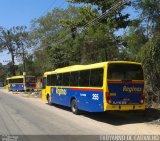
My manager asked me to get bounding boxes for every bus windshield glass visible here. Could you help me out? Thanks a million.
[108,63,144,80]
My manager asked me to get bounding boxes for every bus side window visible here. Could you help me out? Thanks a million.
[18,78,23,83]
[47,74,56,86]
[56,74,63,86]
[90,68,103,87]
[79,70,90,87]
[70,71,79,86]
[63,73,70,86]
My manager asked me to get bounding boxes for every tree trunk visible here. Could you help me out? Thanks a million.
[11,53,16,76]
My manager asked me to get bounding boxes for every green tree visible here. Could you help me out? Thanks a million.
[136,0,160,35]
[123,27,148,60]
[30,2,132,69]
[134,0,160,94]
[31,6,98,68]
[68,0,131,29]
[0,63,6,80]
[0,26,29,75]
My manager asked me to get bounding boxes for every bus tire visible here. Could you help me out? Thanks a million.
[71,99,80,115]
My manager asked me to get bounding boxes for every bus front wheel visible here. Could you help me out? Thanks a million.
[71,99,80,115]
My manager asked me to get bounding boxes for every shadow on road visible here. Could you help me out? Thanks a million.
[46,103,71,112]
[46,103,160,126]
[83,108,160,126]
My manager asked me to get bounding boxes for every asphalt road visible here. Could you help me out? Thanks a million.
[0,88,160,140]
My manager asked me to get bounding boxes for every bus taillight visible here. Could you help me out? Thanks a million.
[141,95,145,104]
[106,93,112,104]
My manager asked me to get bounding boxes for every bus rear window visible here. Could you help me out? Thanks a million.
[9,78,23,83]
[108,64,144,80]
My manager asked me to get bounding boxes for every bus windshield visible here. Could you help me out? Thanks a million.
[108,63,144,80]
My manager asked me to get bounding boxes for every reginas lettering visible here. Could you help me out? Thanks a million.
[123,86,142,93]
[56,88,67,95]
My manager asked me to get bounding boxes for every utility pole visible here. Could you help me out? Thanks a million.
[22,43,26,73]
[20,42,26,92]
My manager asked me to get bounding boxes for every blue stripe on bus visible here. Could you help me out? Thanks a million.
[10,84,24,91]
[50,87,104,112]
[108,83,144,105]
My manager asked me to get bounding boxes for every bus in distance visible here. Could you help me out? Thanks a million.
[6,75,36,91]
[42,61,145,114]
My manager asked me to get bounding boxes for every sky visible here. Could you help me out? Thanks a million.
[0,0,68,28]
[0,0,139,65]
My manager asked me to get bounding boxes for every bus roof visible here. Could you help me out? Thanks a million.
[55,65,84,71]
[7,75,24,79]
[43,71,56,77]
[7,75,35,79]
[43,61,142,75]
[107,61,141,65]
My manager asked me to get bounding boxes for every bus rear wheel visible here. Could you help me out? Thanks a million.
[71,99,80,115]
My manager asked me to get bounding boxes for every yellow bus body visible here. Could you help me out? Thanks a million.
[42,71,55,101]
[42,61,145,111]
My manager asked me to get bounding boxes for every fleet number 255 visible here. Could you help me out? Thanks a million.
[92,94,99,100]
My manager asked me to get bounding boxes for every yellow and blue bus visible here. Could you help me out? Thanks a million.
[42,61,145,114]
[6,75,36,91]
